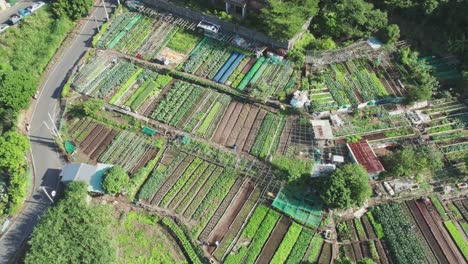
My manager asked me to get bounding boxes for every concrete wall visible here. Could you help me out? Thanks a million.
[140,0,308,50]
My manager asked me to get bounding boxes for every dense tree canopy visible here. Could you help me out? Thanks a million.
[316,0,388,40]
[0,67,37,112]
[52,0,94,20]
[259,0,319,40]
[383,145,444,179]
[321,164,371,209]
[25,182,116,263]
[102,165,129,195]
[0,131,30,213]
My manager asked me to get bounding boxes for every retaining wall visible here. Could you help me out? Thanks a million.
[140,0,309,50]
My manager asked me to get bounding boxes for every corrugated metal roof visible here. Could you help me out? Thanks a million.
[347,141,385,174]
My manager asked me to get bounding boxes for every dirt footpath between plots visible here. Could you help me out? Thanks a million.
[206,181,255,249]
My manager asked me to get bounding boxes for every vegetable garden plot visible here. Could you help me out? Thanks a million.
[68,118,120,161]
[136,149,248,241]
[96,12,200,60]
[313,58,397,109]
[98,130,158,173]
[181,38,295,98]
[72,57,139,99]
[148,79,233,137]
[333,112,411,138]
[371,202,428,264]
[224,205,281,264]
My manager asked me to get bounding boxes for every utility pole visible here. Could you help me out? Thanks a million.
[102,0,109,21]
[42,187,56,204]
[48,113,63,142]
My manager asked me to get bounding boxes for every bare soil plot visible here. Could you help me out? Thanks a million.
[83,127,111,155]
[343,244,356,262]
[417,200,465,263]
[130,147,158,174]
[235,106,259,150]
[360,241,371,260]
[207,181,255,245]
[89,129,118,160]
[256,216,291,264]
[375,240,390,264]
[80,124,104,148]
[406,200,450,264]
[242,109,267,152]
[218,103,244,145]
[361,215,377,240]
[346,220,359,242]
[318,243,333,264]
[225,104,251,147]
[352,242,363,260]
[212,101,237,142]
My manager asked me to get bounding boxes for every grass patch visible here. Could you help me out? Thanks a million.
[114,211,186,263]
[166,28,202,54]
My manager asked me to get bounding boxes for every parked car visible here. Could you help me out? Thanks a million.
[0,24,9,34]
[18,8,31,17]
[8,14,23,25]
[27,1,45,13]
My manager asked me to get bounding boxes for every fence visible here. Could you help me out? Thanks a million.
[139,0,309,50]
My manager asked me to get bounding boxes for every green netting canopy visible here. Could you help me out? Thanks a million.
[142,127,157,136]
[64,141,76,154]
[272,188,323,228]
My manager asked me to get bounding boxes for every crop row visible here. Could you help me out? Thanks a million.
[98,130,155,172]
[444,220,468,260]
[159,158,204,207]
[251,113,285,158]
[137,151,187,200]
[174,164,216,214]
[224,205,270,264]
[182,166,223,218]
[372,203,426,263]
[161,218,203,264]
[284,228,314,264]
[271,222,302,264]
[191,169,239,237]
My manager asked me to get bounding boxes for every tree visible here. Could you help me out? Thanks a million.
[52,0,94,20]
[384,146,443,179]
[0,67,38,112]
[321,164,371,209]
[0,108,17,134]
[82,98,104,117]
[318,0,388,39]
[378,24,400,45]
[102,165,129,195]
[25,182,116,263]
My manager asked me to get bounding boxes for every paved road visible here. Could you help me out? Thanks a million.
[0,1,113,262]
[0,0,38,25]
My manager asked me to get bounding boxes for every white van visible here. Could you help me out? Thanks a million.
[27,1,45,13]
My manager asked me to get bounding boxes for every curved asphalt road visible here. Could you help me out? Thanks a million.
[0,1,113,262]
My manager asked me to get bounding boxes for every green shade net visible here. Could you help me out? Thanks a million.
[272,186,323,228]
[142,127,157,136]
[64,141,76,154]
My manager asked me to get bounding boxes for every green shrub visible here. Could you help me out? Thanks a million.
[366,212,384,239]
[429,194,449,221]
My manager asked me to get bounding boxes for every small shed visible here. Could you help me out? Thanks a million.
[60,163,113,194]
[290,90,310,108]
[347,141,385,177]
